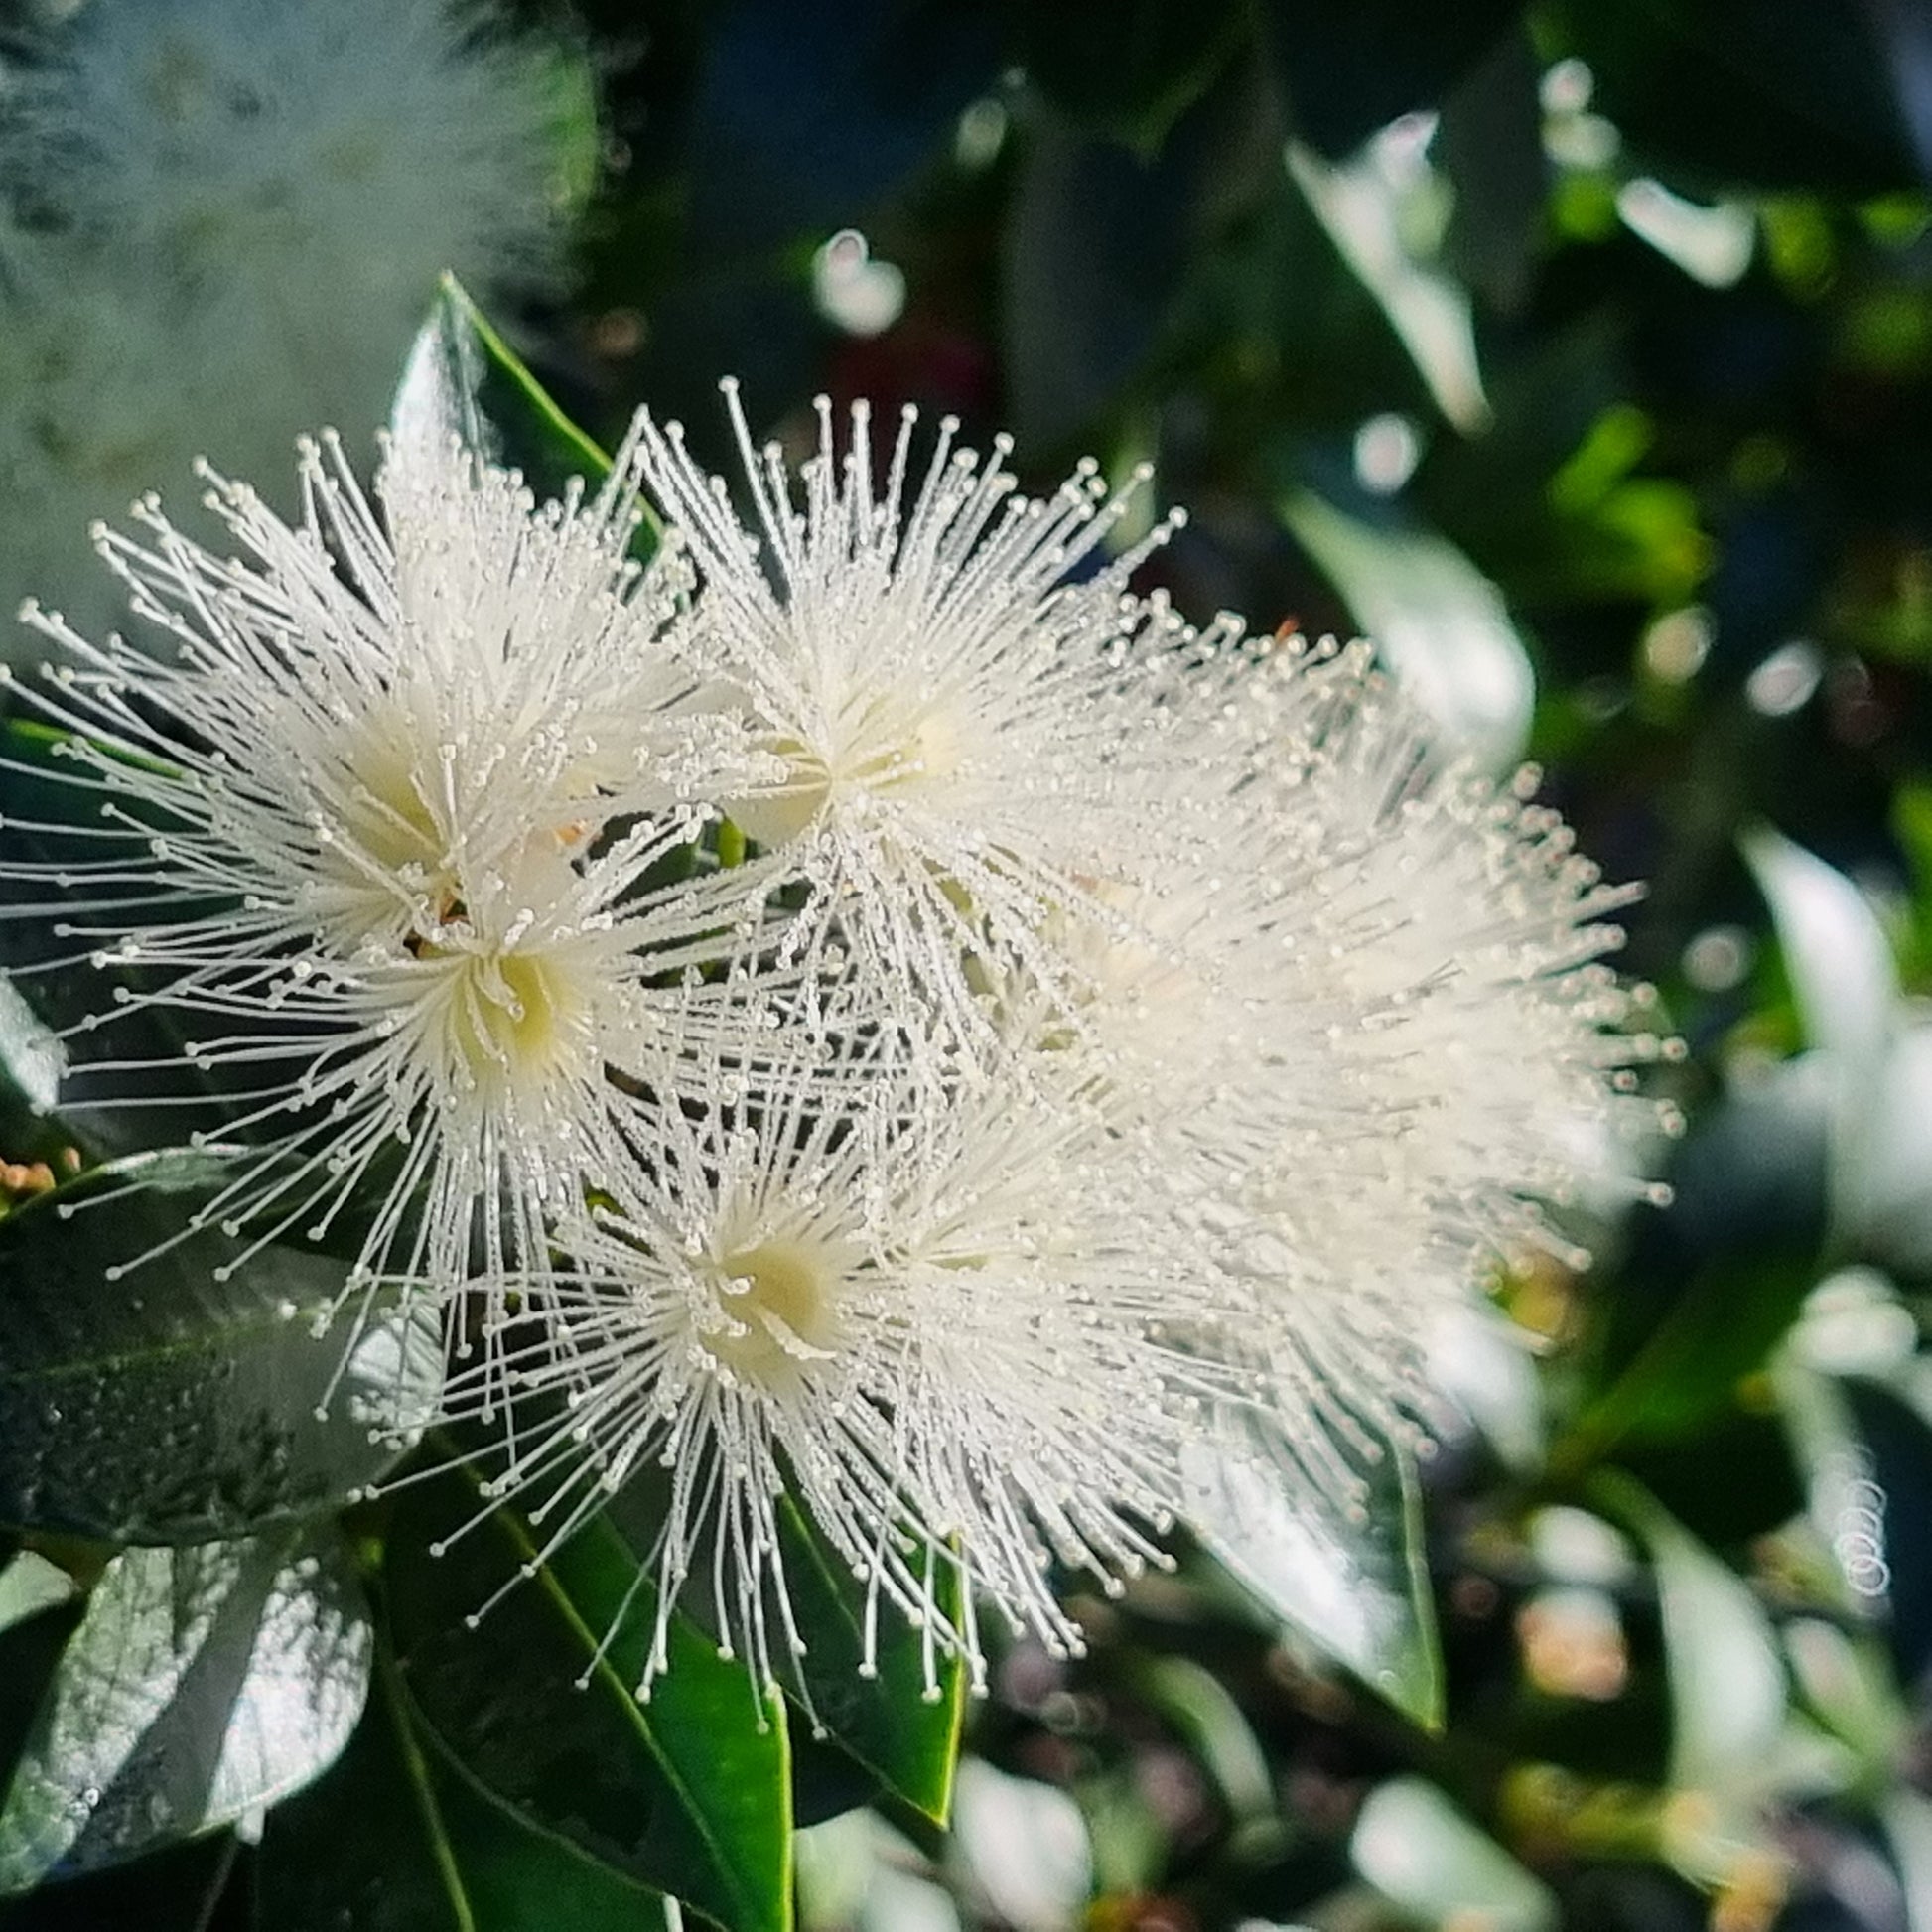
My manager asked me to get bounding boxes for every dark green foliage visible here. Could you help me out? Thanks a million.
[0,1158,424,1546]
[383,1467,793,1932]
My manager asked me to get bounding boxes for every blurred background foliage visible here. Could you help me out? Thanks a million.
[9,0,1932,1927]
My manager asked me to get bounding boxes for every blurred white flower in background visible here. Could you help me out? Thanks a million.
[0,0,592,653]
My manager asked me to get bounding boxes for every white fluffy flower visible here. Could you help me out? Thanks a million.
[0,0,576,649]
[2,363,1673,1695]
[1,424,772,1302]
[0,224,212,658]
[404,401,1670,1686]
[1039,635,1678,1481]
[438,1035,1247,1698]
[1253,653,1679,1267]
[634,386,1244,1070]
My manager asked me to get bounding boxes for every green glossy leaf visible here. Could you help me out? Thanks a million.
[775,1499,965,1827]
[1592,1471,1788,1794]
[386,1468,793,1932]
[1350,1776,1557,1932]
[1280,479,1534,772]
[260,1644,668,1932]
[1742,826,1899,1241]
[0,1526,370,1893]
[1565,1078,1828,1457]
[1181,1425,1444,1729]
[393,275,626,516]
[0,1154,438,1544]
[1577,1250,1823,1455]
[1285,136,1491,435]
[0,1554,75,1639]
[1741,825,1898,1074]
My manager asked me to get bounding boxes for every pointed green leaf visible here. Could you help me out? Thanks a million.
[1182,1427,1444,1728]
[261,1642,669,1932]
[1742,825,1900,1240]
[0,1154,438,1544]
[1285,135,1491,433]
[1592,1471,1788,1794]
[1351,1776,1557,1932]
[1741,825,1898,1072]
[1280,481,1535,772]
[776,1499,965,1827]
[385,1467,793,1932]
[0,1527,370,1893]
[393,276,629,516]
[0,1553,75,1639]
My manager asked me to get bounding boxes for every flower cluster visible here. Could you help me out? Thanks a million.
[0,0,574,651]
[2,386,1672,1695]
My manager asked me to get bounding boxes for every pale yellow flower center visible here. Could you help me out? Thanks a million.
[441,946,583,1100]
[700,1238,842,1385]
[338,726,447,885]
[731,700,964,847]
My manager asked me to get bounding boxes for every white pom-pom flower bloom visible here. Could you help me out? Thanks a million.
[9,0,567,298]
[0,424,774,1307]
[1253,651,1680,1271]
[633,386,1244,1070]
[0,366,1674,1698]
[0,0,577,648]
[432,1033,1249,1700]
[1027,634,1680,1493]
[390,403,1669,1690]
